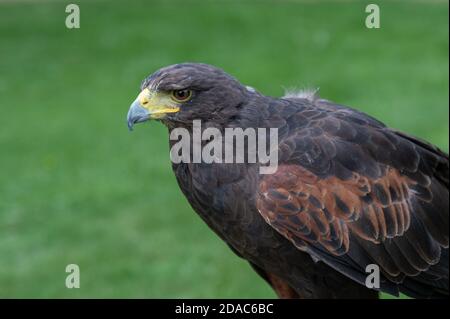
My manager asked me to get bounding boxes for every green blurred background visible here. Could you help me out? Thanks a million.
[0,0,448,298]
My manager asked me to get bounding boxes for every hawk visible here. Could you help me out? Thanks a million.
[127,63,448,298]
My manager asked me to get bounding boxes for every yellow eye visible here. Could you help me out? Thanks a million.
[171,89,192,102]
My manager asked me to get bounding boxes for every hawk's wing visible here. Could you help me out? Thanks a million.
[256,99,449,298]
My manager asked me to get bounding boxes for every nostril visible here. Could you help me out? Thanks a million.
[142,101,148,105]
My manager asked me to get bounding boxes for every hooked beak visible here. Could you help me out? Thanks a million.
[127,99,150,131]
[127,88,180,131]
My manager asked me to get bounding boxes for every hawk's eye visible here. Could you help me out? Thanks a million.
[171,89,192,102]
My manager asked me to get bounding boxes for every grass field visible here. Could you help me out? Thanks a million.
[0,0,448,298]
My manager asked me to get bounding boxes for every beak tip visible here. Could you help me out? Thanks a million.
[127,100,150,131]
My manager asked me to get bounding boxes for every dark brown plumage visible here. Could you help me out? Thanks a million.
[127,63,449,298]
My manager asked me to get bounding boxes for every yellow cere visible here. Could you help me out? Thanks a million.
[137,88,180,119]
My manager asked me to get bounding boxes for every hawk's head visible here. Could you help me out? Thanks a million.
[127,63,254,130]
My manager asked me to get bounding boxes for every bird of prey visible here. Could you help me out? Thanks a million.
[127,63,449,299]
